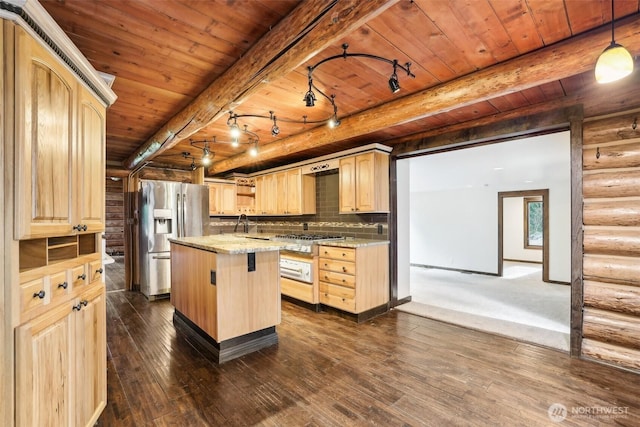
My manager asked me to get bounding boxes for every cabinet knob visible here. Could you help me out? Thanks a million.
[342,253,346,257]
[342,267,347,272]
[73,303,82,311]
[33,290,45,299]
[325,276,329,280]
[58,282,68,289]
[73,224,83,231]
[96,268,104,274]
[351,208,355,211]
[81,300,88,307]
[83,224,88,231]
[78,274,86,280]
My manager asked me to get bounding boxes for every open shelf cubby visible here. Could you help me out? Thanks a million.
[19,233,100,272]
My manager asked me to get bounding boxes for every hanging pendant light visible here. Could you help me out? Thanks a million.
[595,0,634,83]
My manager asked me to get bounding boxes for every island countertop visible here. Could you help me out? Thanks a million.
[169,234,290,254]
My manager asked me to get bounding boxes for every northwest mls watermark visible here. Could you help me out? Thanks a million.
[548,403,630,423]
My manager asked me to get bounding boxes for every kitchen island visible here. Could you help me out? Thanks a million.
[169,235,285,363]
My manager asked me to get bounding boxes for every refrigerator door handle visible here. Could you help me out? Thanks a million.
[176,193,182,238]
[181,192,187,237]
[152,255,171,260]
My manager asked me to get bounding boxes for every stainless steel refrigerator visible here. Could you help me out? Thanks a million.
[138,180,209,299]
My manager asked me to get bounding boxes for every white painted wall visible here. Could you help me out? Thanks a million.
[503,197,542,263]
[404,131,571,283]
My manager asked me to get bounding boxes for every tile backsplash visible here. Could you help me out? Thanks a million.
[210,170,389,240]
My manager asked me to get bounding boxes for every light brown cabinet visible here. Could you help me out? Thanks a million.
[339,152,389,213]
[318,244,389,314]
[3,20,113,427]
[207,181,237,215]
[256,168,315,215]
[14,28,107,239]
[15,283,106,427]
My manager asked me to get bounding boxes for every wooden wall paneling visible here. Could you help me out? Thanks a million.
[582,170,640,199]
[583,254,640,286]
[584,280,640,316]
[583,199,640,226]
[569,106,584,358]
[582,338,640,371]
[583,227,640,257]
[105,178,124,255]
[581,111,640,372]
[583,308,640,350]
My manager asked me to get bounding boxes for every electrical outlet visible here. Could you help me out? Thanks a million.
[377,224,383,234]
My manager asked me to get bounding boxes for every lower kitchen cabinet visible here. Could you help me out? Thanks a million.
[15,283,106,427]
[318,243,389,315]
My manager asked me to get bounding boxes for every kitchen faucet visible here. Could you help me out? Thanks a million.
[234,213,249,233]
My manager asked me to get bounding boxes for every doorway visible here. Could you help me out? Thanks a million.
[498,189,549,282]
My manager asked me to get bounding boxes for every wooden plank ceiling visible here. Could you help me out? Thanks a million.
[41,0,640,176]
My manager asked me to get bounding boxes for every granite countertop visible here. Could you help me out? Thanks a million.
[170,235,289,254]
[318,239,390,248]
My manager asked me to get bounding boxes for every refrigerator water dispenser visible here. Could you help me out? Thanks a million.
[153,209,173,234]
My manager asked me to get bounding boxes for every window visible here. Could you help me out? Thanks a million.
[524,197,543,248]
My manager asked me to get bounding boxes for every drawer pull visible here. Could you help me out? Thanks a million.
[33,290,45,299]
[342,253,346,257]
[78,274,86,280]
[342,267,347,272]
[58,282,68,289]
[342,279,346,283]
[96,268,104,274]
[324,263,328,267]
[325,276,329,280]
[73,300,89,312]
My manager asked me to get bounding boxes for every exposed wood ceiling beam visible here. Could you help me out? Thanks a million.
[123,0,399,170]
[210,14,640,174]
[389,69,640,155]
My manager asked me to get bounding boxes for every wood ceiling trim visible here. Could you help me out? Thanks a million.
[123,0,399,170]
[209,13,640,174]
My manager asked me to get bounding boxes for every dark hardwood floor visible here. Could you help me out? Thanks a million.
[100,258,640,426]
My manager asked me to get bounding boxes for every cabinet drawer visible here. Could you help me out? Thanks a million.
[21,277,47,313]
[88,260,103,284]
[50,271,69,300]
[72,265,87,288]
[319,246,355,261]
[319,258,355,275]
[319,269,355,288]
[281,277,316,304]
[319,283,356,312]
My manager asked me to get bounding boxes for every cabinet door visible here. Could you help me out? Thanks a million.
[73,287,107,426]
[339,156,357,213]
[286,168,302,214]
[354,152,376,212]
[15,27,77,239]
[208,184,220,215]
[275,171,288,214]
[16,302,72,427]
[77,87,106,232]
[254,176,264,214]
[263,174,277,215]
[220,183,237,214]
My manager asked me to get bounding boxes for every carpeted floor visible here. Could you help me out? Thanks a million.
[395,262,571,351]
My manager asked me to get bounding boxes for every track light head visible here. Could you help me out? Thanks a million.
[304,90,316,107]
[388,73,400,93]
[249,143,258,157]
[271,115,280,136]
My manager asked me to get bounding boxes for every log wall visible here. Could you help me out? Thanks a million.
[105,178,124,255]
[582,111,640,371]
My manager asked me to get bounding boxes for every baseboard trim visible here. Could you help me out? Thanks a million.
[410,263,498,277]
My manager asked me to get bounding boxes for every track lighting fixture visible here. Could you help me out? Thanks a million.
[190,139,214,166]
[389,60,401,93]
[228,116,241,138]
[180,151,197,171]
[595,0,634,83]
[271,112,280,136]
[194,43,416,162]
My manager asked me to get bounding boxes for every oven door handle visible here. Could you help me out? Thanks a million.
[281,266,304,274]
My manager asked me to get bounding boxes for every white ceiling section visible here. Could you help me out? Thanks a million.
[409,131,571,193]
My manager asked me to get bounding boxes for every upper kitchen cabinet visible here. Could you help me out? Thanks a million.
[14,26,76,239]
[339,152,389,213]
[77,86,106,232]
[260,168,315,216]
[207,179,237,216]
[13,26,109,239]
